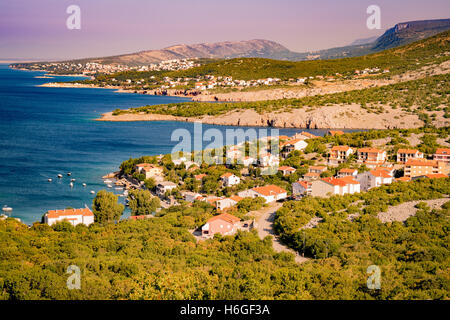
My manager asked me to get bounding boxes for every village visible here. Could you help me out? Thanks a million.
[41,130,450,243]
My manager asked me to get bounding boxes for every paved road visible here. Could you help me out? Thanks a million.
[252,202,309,264]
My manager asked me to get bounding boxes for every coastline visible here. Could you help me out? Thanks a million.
[95,104,432,130]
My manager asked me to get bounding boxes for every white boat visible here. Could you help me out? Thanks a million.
[82,183,87,187]
[115,187,123,190]
[67,172,72,176]
[2,206,12,212]
[57,174,63,178]
[69,182,74,188]
[104,179,113,184]
[90,190,95,194]
[48,178,53,182]
[71,179,76,182]
[107,184,113,188]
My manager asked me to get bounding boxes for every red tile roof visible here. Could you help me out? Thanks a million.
[331,145,351,152]
[278,166,296,172]
[405,159,439,167]
[358,148,385,153]
[339,168,357,173]
[322,177,359,186]
[252,185,287,196]
[435,148,450,155]
[370,169,392,178]
[47,208,93,219]
[425,174,448,179]
[207,213,240,224]
[397,149,421,154]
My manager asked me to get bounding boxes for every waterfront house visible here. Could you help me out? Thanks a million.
[44,208,94,226]
[136,163,164,179]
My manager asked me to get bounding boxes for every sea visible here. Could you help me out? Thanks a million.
[0,64,349,224]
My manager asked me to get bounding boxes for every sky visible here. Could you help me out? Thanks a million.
[0,0,449,60]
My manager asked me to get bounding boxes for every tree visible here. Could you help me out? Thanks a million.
[144,177,156,191]
[92,190,124,224]
[128,190,160,216]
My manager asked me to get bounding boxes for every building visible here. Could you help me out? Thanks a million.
[308,166,327,174]
[257,153,280,168]
[136,163,164,179]
[215,196,243,211]
[329,146,353,166]
[338,168,358,178]
[310,177,360,197]
[238,185,287,203]
[44,208,94,226]
[182,191,202,203]
[293,132,319,140]
[404,159,448,178]
[278,166,296,176]
[433,148,450,164]
[356,169,393,191]
[156,181,177,196]
[194,173,207,181]
[242,156,256,167]
[220,173,241,187]
[280,139,307,153]
[326,130,345,137]
[396,149,423,163]
[201,213,241,237]
[303,172,321,181]
[292,180,312,197]
[357,148,386,168]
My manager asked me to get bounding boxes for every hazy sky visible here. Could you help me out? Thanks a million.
[0,0,449,60]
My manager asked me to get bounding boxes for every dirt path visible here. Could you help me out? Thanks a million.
[250,202,310,264]
[378,198,448,223]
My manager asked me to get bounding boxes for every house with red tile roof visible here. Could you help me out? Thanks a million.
[238,185,288,203]
[338,168,358,178]
[396,149,423,163]
[292,180,312,197]
[220,172,241,187]
[433,148,450,164]
[136,163,164,179]
[278,166,296,176]
[404,159,448,178]
[356,169,393,191]
[44,208,94,226]
[194,173,207,181]
[329,145,353,166]
[310,177,360,197]
[357,148,386,168]
[201,213,241,237]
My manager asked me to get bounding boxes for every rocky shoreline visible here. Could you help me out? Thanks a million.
[96,103,435,130]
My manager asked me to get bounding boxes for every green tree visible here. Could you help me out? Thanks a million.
[92,190,124,224]
[128,190,160,216]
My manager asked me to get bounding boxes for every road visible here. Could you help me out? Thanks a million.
[251,202,310,264]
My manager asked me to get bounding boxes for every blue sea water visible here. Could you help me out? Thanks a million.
[0,64,342,224]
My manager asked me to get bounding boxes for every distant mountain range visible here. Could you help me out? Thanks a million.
[17,18,450,67]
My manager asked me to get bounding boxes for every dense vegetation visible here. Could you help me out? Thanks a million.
[115,73,449,118]
[0,178,448,300]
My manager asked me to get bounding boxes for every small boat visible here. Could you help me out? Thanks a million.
[115,187,123,190]
[48,178,53,182]
[90,190,95,194]
[57,174,63,178]
[104,179,113,184]
[69,182,74,188]
[67,172,72,176]
[71,179,76,182]
[107,184,113,188]
[2,206,13,212]
[82,183,87,187]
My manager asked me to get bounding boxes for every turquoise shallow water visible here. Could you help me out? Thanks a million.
[0,64,349,224]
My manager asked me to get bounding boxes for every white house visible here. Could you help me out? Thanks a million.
[257,153,280,168]
[356,169,393,191]
[182,191,202,203]
[281,139,308,152]
[278,166,296,176]
[156,181,177,196]
[44,208,94,226]
[215,196,243,211]
[251,185,288,203]
[220,173,241,187]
